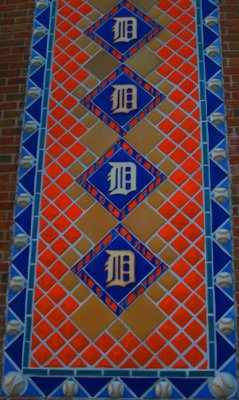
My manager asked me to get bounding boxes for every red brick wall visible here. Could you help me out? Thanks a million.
[0,0,34,377]
[0,0,238,387]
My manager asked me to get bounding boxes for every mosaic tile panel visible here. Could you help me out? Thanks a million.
[1,0,237,399]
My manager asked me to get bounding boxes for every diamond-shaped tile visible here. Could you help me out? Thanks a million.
[80,121,119,156]
[85,0,163,62]
[81,65,165,136]
[77,140,166,220]
[72,226,167,315]
[126,48,163,77]
[125,120,164,155]
[84,50,120,80]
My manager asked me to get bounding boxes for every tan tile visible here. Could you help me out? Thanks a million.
[159,159,176,175]
[147,110,164,125]
[158,30,173,44]
[126,48,162,77]
[147,283,165,302]
[159,271,178,290]
[147,71,162,85]
[72,104,87,119]
[77,18,91,30]
[82,113,98,128]
[147,38,161,52]
[86,42,100,56]
[81,121,119,156]
[61,272,79,291]
[148,236,165,253]
[147,191,165,208]
[158,81,174,95]
[75,237,92,254]
[73,86,88,100]
[125,120,164,155]
[157,14,172,27]
[85,50,120,80]
[148,8,162,19]
[160,246,178,265]
[158,100,175,115]
[124,203,165,242]
[108,321,127,340]
[158,181,177,197]
[72,296,116,340]
[66,183,83,200]
[121,295,165,340]
[76,203,117,243]
[75,36,90,49]
[68,162,84,177]
[88,0,118,13]
[147,149,164,165]
[77,193,95,210]
[84,76,99,89]
[80,152,96,166]
[130,0,160,11]
[88,10,101,21]
[62,249,80,267]
[73,284,91,302]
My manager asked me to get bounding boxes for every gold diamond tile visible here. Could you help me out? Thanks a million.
[72,104,87,119]
[66,183,83,200]
[76,203,117,243]
[75,36,91,49]
[73,86,88,100]
[158,30,173,44]
[82,113,98,127]
[130,0,160,11]
[159,271,178,290]
[125,120,164,155]
[148,236,165,253]
[147,191,165,208]
[77,18,91,30]
[80,151,96,166]
[61,272,79,291]
[77,193,95,210]
[147,190,165,209]
[68,162,84,177]
[147,283,165,302]
[147,38,161,52]
[160,246,178,265]
[88,0,118,13]
[86,42,100,56]
[73,285,91,302]
[85,50,120,80]
[72,296,116,340]
[158,100,175,115]
[158,181,177,197]
[147,71,162,85]
[148,8,162,19]
[126,48,162,77]
[62,249,80,267]
[81,121,119,156]
[157,14,173,27]
[147,110,164,125]
[147,149,164,165]
[158,81,174,95]
[121,295,165,340]
[88,10,101,21]
[84,76,99,89]
[108,321,127,340]
[75,237,92,254]
[159,159,177,175]
[124,203,165,242]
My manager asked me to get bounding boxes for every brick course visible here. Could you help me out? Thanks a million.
[0,0,238,391]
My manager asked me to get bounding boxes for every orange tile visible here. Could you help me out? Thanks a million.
[64,226,81,243]
[107,345,128,366]
[170,170,188,186]
[56,172,74,189]
[172,235,190,253]
[36,296,54,315]
[185,293,204,314]
[172,259,190,277]
[182,200,200,218]
[158,202,177,219]
[182,179,200,197]
[95,333,115,353]
[132,345,153,366]
[172,332,191,352]
[70,333,90,352]
[158,295,178,315]
[185,320,204,340]
[120,332,140,352]
[157,345,178,366]
[33,344,52,365]
[158,224,177,242]
[184,246,202,266]
[183,223,202,242]
[53,215,71,232]
[173,307,192,327]
[184,347,204,367]
[34,319,53,340]
[46,162,62,179]
[171,213,189,230]
[58,152,75,168]
[146,332,166,352]
[59,320,78,339]
[46,332,65,352]
[170,191,189,208]
[159,320,178,340]
[38,273,56,292]
[55,193,72,210]
[170,109,187,123]
[39,249,57,267]
[171,283,191,302]
[65,204,82,220]
[58,345,77,364]
[167,21,183,34]
[50,260,68,279]
[158,138,175,154]
[48,307,66,327]
[52,238,69,255]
